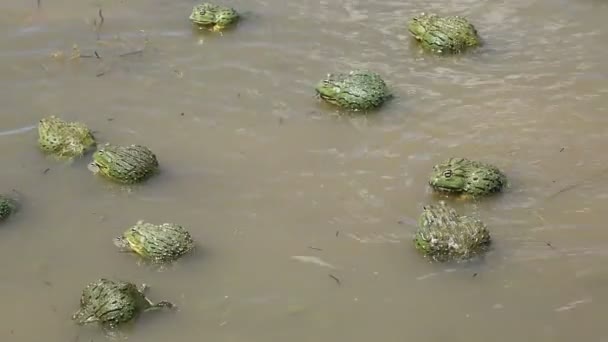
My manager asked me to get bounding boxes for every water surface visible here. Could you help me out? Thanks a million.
[1,0,608,341]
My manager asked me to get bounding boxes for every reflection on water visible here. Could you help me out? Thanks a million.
[1,0,608,341]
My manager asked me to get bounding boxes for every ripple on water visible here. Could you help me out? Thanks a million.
[1,0,608,341]
[0,125,36,137]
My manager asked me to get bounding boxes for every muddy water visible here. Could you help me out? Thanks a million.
[1,0,608,340]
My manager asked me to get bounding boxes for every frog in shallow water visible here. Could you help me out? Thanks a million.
[315,70,392,112]
[407,13,480,54]
[114,220,195,264]
[72,278,175,329]
[429,157,507,198]
[88,143,159,184]
[37,115,96,159]
[415,201,491,262]
[0,194,17,222]
[189,3,240,32]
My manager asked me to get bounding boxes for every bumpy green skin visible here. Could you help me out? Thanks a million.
[37,116,96,159]
[114,220,195,263]
[72,278,174,329]
[415,201,491,262]
[429,157,507,197]
[89,144,159,184]
[0,195,17,221]
[315,70,391,111]
[189,3,239,32]
[407,13,480,54]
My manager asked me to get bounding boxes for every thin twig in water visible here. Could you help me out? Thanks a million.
[119,49,144,57]
[329,274,341,286]
[335,230,340,237]
[37,0,41,9]
[547,167,608,200]
[95,9,104,40]
[549,183,582,199]
[523,239,558,250]
[96,72,105,77]
[308,246,323,251]
[79,51,101,59]
[117,31,151,57]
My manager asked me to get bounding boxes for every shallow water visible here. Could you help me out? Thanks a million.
[1,0,608,341]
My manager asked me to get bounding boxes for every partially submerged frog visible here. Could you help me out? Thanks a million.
[88,144,159,184]
[415,201,491,262]
[114,220,195,264]
[189,3,240,32]
[37,116,96,159]
[0,194,17,221]
[429,157,507,198]
[407,13,480,54]
[72,278,175,329]
[315,70,392,111]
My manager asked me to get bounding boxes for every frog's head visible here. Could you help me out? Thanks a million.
[407,13,436,39]
[315,74,343,102]
[429,158,469,193]
[189,4,214,25]
[88,145,115,175]
[38,116,55,134]
[112,235,130,250]
[72,308,98,325]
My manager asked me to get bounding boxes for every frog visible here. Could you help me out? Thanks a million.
[114,220,195,264]
[429,157,507,198]
[414,201,491,262]
[407,13,481,54]
[189,3,240,32]
[72,278,175,329]
[315,69,392,112]
[0,194,17,221]
[88,143,159,184]
[37,115,96,159]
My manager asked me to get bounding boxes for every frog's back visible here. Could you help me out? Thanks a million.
[408,13,480,53]
[123,221,195,263]
[74,279,140,326]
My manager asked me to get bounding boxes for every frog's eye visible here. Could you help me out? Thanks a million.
[443,170,453,178]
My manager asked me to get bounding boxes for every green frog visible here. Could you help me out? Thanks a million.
[114,220,195,264]
[0,194,17,221]
[189,3,240,32]
[88,143,159,184]
[315,70,392,111]
[429,157,507,198]
[37,116,96,159]
[415,201,491,262]
[72,278,175,329]
[407,13,481,54]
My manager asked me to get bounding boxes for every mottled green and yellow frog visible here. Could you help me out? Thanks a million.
[189,3,240,32]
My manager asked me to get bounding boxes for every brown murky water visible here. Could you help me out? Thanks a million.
[1,0,608,340]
